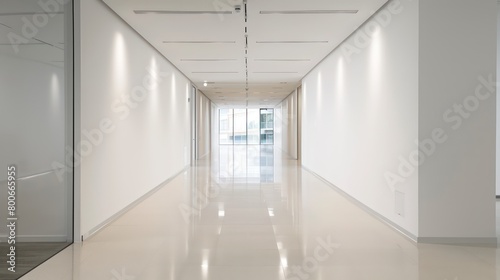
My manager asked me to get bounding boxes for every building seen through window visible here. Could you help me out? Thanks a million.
[219,108,274,145]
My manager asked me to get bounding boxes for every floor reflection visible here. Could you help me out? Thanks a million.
[215,145,276,183]
[20,145,500,280]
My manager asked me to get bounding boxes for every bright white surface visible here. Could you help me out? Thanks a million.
[21,147,500,280]
[302,0,419,236]
[275,90,298,158]
[78,0,192,238]
[197,91,211,159]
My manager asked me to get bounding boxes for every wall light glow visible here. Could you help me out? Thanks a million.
[149,56,159,114]
[113,32,128,94]
[171,73,177,112]
[317,71,323,108]
[50,73,61,113]
[369,27,383,95]
[337,57,345,95]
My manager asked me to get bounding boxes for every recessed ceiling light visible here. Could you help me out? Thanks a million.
[254,59,310,62]
[134,10,233,15]
[253,72,298,74]
[260,10,358,15]
[181,59,237,61]
[0,12,63,16]
[0,42,45,46]
[164,41,236,44]
[204,82,208,87]
[193,71,239,74]
[256,41,328,44]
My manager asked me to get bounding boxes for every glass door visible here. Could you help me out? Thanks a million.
[260,109,274,144]
[0,1,74,278]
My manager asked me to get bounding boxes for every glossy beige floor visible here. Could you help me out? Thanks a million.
[21,146,500,280]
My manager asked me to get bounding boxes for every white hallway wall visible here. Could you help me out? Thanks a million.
[275,104,283,151]
[197,91,211,159]
[302,0,419,236]
[276,90,298,159]
[301,0,497,242]
[77,0,193,239]
[211,103,219,150]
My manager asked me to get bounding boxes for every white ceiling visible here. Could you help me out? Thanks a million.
[103,0,389,107]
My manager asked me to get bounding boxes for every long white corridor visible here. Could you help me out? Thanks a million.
[21,146,499,280]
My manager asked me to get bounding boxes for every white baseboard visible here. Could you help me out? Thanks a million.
[302,165,499,247]
[302,165,418,242]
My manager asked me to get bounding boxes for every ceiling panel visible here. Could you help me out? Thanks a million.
[103,0,389,107]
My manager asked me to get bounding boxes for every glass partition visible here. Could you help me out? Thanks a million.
[247,109,260,144]
[260,109,274,144]
[233,109,247,144]
[0,1,74,278]
[219,109,234,144]
[219,108,274,145]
